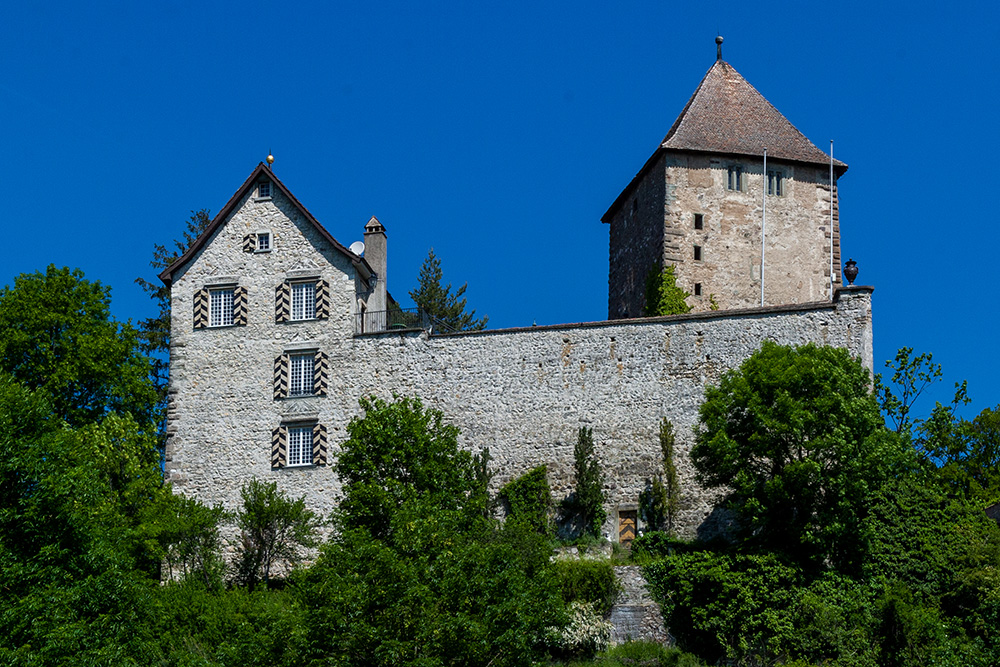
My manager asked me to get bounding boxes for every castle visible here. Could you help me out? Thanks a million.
[160,43,871,542]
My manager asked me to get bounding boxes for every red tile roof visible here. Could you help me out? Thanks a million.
[602,59,846,223]
[662,60,846,167]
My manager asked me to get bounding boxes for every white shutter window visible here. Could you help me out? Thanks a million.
[291,282,316,321]
[287,426,312,467]
[209,288,234,327]
[289,353,314,396]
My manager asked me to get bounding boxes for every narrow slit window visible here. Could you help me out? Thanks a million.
[694,213,704,230]
[694,283,702,296]
[727,166,743,191]
[693,245,702,261]
[767,169,784,196]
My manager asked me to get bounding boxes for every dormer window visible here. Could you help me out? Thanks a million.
[258,181,271,199]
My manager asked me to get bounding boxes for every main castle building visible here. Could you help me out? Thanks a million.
[160,45,871,541]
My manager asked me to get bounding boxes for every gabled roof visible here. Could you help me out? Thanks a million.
[602,59,847,223]
[159,163,374,285]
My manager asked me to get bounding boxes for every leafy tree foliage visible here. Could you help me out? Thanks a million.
[135,208,212,401]
[560,427,607,538]
[0,265,157,427]
[335,395,489,539]
[691,342,907,572]
[640,418,681,534]
[233,479,320,591]
[643,263,691,316]
[499,464,553,534]
[409,248,488,331]
[141,491,228,588]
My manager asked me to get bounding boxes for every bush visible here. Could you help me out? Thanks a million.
[547,601,613,659]
[630,532,699,562]
[553,559,622,615]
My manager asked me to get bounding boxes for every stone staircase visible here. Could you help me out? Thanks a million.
[608,565,670,645]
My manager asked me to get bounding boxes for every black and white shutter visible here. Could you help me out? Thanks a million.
[313,350,328,396]
[193,288,210,329]
[275,281,290,323]
[315,279,330,319]
[233,286,248,325]
[271,426,287,468]
[242,233,256,253]
[273,354,289,399]
[312,423,328,465]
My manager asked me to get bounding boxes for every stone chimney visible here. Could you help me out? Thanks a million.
[363,216,387,313]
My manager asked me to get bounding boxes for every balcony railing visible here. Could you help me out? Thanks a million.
[355,307,458,335]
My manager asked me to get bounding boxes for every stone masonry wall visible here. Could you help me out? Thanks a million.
[607,150,842,318]
[166,182,874,547]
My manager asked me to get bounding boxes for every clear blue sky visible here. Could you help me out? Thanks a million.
[3,1,997,417]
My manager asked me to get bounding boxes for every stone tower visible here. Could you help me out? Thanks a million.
[604,41,848,318]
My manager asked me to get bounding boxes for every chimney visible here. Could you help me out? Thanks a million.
[363,216,387,313]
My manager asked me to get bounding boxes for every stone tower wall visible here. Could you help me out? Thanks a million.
[607,151,842,318]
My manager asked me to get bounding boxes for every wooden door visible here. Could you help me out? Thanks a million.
[619,510,637,545]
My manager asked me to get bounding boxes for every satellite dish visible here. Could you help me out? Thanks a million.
[349,241,365,256]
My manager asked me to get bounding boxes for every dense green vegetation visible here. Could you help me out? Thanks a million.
[3,264,1000,666]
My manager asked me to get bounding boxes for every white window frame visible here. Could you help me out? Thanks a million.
[209,288,234,327]
[286,425,312,467]
[289,353,314,397]
[256,231,271,252]
[290,282,316,321]
[258,181,271,199]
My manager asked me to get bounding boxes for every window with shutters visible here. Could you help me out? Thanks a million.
[291,282,316,320]
[287,426,312,467]
[209,288,234,327]
[272,422,328,469]
[289,353,314,396]
[256,232,271,252]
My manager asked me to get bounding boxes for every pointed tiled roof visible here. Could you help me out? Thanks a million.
[159,163,374,285]
[602,59,846,223]
[661,60,845,167]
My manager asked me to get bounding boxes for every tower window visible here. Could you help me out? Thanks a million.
[258,181,271,198]
[767,169,784,196]
[694,245,702,261]
[694,213,704,230]
[727,166,743,191]
[694,283,702,296]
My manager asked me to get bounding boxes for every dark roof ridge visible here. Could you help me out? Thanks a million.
[159,163,375,285]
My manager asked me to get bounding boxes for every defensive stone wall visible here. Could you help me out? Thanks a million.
[165,282,873,541]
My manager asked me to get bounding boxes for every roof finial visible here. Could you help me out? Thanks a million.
[266,150,274,168]
[716,35,724,61]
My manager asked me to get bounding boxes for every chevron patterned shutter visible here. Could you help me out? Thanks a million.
[275,281,290,323]
[273,354,289,399]
[233,286,248,325]
[243,233,256,253]
[314,350,329,396]
[193,288,210,329]
[315,279,330,319]
[312,423,328,465]
[271,426,286,468]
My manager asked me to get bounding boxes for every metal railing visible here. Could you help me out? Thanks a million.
[355,307,458,335]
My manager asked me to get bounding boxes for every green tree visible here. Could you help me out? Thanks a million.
[560,427,606,538]
[691,342,908,572]
[643,263,691,316]
[640,418,682,534]
[135,209,212,408]
[335,396,489,539]
[233,478,320,591]
[409,248,488,331]
[141,491,228,589]
[499,465,553,534]
[0,265,157,427]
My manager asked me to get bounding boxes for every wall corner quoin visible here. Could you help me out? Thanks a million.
[833,285,874,370]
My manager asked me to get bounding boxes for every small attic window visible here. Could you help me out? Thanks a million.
[258,181,271,199]
[256,232,271,252]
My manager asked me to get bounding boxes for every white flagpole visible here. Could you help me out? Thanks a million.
[829,140,835,299]
[761,148,767,307]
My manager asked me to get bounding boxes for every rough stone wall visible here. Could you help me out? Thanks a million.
[609,566,670,645]
[607,150,842,317]
[165,173,874,545]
